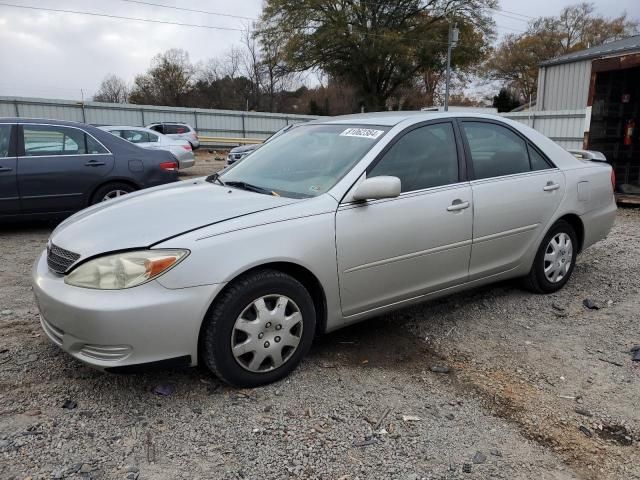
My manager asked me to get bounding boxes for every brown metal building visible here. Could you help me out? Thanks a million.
[537,36,640,200]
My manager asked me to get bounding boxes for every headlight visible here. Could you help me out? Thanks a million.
[64,249,189,290]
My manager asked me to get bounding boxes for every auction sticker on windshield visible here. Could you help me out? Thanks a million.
[339,128,385,139]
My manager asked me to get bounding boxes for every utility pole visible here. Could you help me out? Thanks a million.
[444,22,459,112]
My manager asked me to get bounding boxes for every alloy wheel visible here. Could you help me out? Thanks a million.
[102,190,129,201]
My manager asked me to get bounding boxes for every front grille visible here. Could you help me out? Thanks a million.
[47,243,80,274]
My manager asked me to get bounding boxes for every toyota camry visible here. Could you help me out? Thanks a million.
[32,112,616,387]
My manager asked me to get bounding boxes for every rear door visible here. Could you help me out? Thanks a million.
[0,123,19,215]
[18,124,115,213]
[459,120,565,280]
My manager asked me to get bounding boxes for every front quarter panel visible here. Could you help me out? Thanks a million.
[154,194,343,330]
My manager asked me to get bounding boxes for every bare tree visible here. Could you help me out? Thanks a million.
[93,74,130,103]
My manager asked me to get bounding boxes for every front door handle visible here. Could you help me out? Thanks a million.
[447,199,470,212]
[0,166,12,172]
[543,182,560,192]
[85,160,106,167]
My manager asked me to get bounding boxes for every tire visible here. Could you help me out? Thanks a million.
[523,220,578,294]
[90,182,136,205]
[200,269,316,388]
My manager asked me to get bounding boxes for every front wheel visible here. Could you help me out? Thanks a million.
[200,270,316,387]
[523,220,577,293]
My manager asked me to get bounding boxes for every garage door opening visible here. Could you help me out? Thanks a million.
[588,62,640,202]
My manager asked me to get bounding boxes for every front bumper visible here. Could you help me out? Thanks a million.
[32,250,223,370]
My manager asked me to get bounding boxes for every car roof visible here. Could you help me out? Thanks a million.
[100,125,157,132]
[312,111,511,127]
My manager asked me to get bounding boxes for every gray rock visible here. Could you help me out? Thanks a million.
[472,451,487,464]
[1,309,13,315]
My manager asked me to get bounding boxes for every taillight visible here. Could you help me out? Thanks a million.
[160,161,178,171]
[611,169,616,191]
[182,144,192,151]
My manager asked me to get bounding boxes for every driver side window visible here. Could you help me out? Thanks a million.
[369,122,459,192]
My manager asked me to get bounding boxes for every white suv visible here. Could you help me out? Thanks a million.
[147,122,200,149]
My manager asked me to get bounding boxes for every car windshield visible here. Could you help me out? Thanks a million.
[219,124,389,198]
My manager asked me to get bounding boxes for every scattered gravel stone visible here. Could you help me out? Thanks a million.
[1,309,13,315]
[61,400,77,410]
[583,299,600,310]
[579,426,593,438]
[472,451,487,464]
[430,365,451,374]
[152,384,174,396]
[575,408,593,417]
[490,448,502,457]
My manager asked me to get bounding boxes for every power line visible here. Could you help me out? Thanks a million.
[120,0,257,22]
[0,2,527,39]
[0,2,246,32]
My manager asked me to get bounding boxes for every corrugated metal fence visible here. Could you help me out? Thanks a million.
[1,96,589,150]
[0,96,319,143]
[502,109,588,150]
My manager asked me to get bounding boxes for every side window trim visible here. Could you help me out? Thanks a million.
[17,123,112,157]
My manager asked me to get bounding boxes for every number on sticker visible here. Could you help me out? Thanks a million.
[340,128,384,139]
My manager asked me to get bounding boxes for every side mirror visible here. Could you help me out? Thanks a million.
[352,176,401,201]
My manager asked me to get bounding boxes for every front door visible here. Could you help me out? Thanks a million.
[0,124,19,215]
[459,120,565,280]
[18,124,114,214]
[335,121,473,317]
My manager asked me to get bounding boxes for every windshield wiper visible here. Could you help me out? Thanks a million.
[224,181,275,196]
[205,172,225,186]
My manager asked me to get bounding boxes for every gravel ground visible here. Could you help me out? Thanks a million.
[1,158,639,479]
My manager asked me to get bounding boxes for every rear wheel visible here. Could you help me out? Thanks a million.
[523,220,577,293]
[200,270,316,387]
[90,182,136,205]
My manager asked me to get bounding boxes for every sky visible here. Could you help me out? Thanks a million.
[0,0,639,101]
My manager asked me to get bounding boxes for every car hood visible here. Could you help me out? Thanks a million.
[230,144,260,154]
[50,179,299,260]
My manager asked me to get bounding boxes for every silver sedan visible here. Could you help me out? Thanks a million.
[33,112,616,387]
[99,125,195,170]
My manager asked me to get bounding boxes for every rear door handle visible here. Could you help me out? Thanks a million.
[0,166,12,172]
[447,200,470,212]
[85,160,106,167]
[543,182,560,192]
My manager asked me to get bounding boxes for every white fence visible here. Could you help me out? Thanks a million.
[0,96,320,144]
[501,109,588,150]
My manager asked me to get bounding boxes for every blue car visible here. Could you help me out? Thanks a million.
[0,118,179,220]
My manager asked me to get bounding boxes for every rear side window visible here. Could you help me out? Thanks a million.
[148,132,159,142]
[462,122,553,179]
[122,130,150,143]
[0,125,12,157]
[369,122,459,192]
[528,144,552,171]
[148,124,163,133]
[23,125,107,156]
[164,124,188,134]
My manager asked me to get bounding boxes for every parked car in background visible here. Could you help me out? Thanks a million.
[0,118,179,220]
[227,124,295,166]
[147,122,199,149]
[99,126,195,170]
[32,112,616,388]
